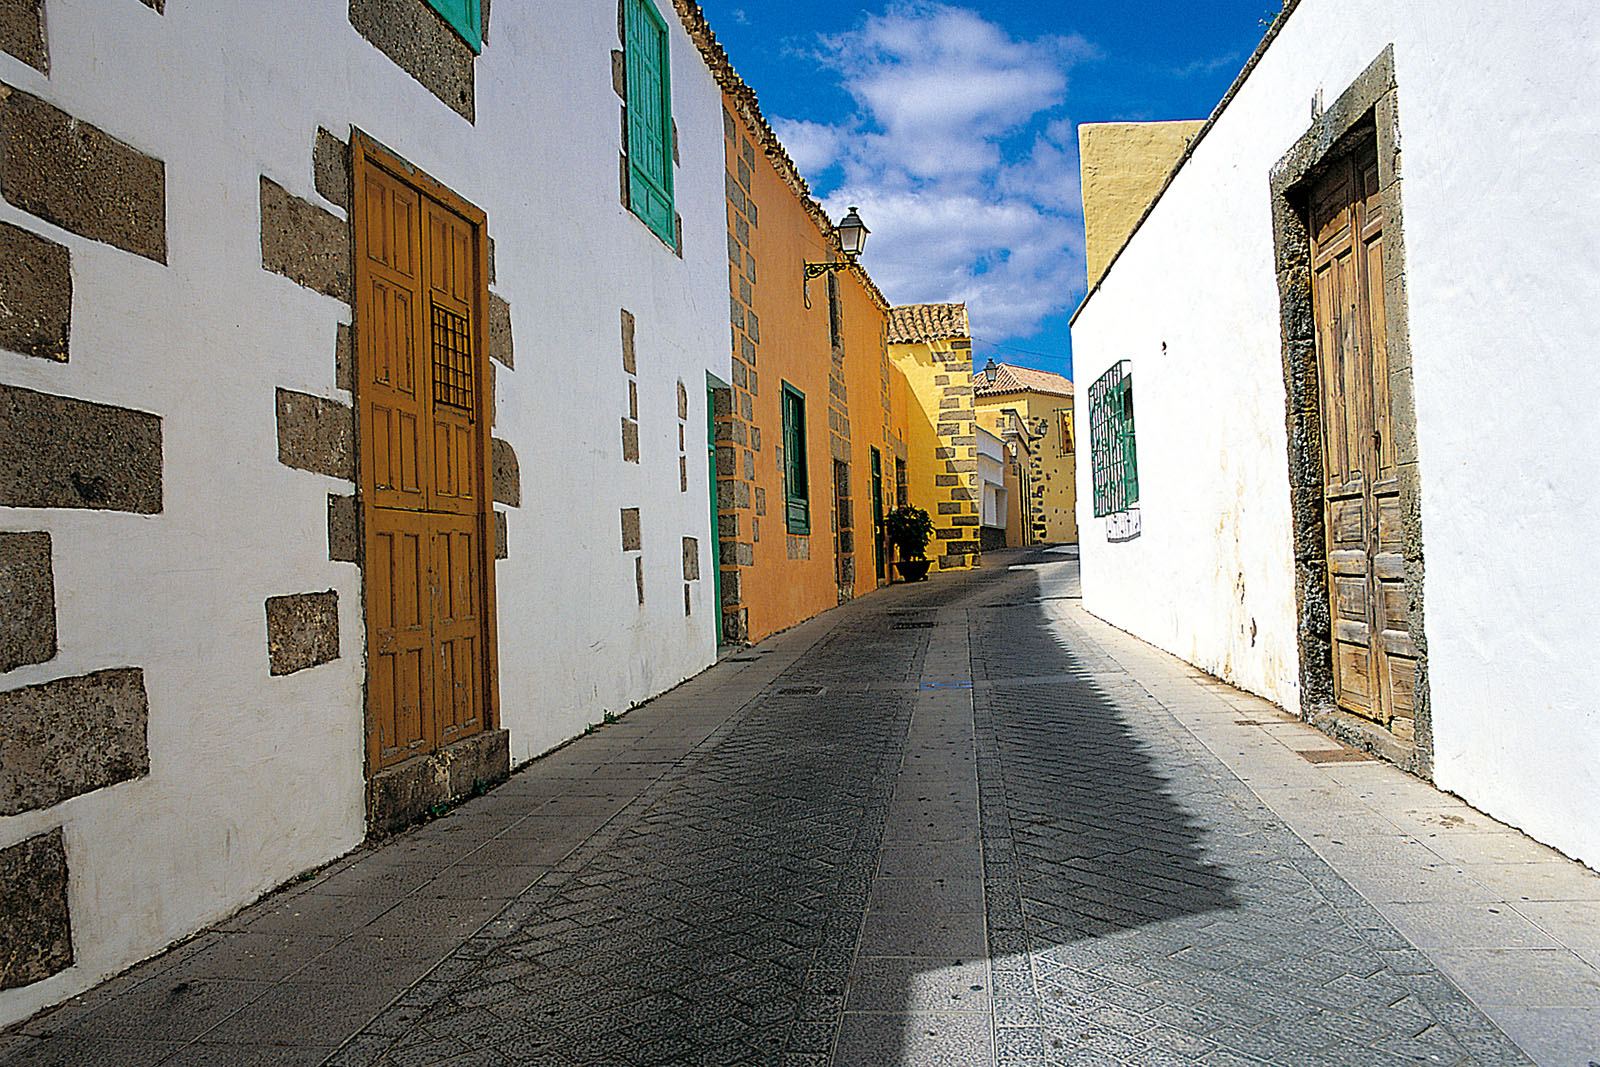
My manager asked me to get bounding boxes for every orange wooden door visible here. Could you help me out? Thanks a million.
[1309,140,1416,727]
[357,146,491,773]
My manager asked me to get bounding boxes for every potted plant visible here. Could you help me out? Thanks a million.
[885,504,935,581]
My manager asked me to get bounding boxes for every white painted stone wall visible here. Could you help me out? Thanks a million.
[976,425,1006,529]
[1072,0,1600,868]
[0,0,724,1025]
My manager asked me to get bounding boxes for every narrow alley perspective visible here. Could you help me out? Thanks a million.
[4,550,1594,1067]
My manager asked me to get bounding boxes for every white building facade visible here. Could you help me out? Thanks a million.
[1072,0,1600,869]
[975,424,1008,549]
[0,0,728,1023]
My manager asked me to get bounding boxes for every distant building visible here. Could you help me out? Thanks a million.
[888,303,981,571]
[973,362,1077,545]
[974,423,1008,551]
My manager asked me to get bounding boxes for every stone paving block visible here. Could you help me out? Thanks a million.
[857,912,985,957]
[57,976,269,1043]
[164,1043,335,1066]
[833,1011,992,1065]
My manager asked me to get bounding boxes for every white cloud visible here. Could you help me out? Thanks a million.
[768,117,849,178]
[774,3,1096,340]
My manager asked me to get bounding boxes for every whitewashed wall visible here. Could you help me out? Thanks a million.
[977,425,1006,528]
[0,0,723,1025]
[1073,0,1600,868]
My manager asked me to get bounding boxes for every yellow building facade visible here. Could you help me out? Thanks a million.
[973,363,1078,545]
[888,304,980,572]
[1078,120,1205,289]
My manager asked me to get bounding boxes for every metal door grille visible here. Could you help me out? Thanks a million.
[431,303,474,413]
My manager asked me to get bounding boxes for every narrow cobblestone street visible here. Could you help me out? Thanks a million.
[4,550,1597,1067]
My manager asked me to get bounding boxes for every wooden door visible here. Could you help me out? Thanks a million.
[356,141,494,774]
[1309,139,1416,727]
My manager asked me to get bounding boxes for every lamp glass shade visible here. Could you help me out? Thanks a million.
[837,207,869,256]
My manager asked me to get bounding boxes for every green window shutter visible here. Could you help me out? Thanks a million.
[1118,377,1139,507]
[424,0,482,53]
[625,0,675,244]
[782,384,809,534]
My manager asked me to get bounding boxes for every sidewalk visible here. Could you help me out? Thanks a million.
[1,550,1595,1066]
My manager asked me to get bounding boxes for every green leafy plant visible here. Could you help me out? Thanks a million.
[885,504,934,561]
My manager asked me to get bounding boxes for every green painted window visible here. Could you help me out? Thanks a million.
[624,0,675,245]
[782,383,810,535]
[424,0,482,53]
[1088,361,1139,517]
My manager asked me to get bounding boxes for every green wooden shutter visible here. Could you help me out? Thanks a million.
[1118,377,1138,507]
[782,385,809,534]
[424,0,482,52]
[625,0,675,244]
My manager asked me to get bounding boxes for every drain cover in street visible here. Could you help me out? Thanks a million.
[893,621,935,628]
[777,685,825,695]
[1299,747,1374,763]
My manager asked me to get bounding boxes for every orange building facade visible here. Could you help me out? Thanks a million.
[697,57,908,644]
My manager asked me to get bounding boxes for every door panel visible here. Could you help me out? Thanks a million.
[367,509,434,769]
[360,172,428,513]
[432,516,482,744]
[1310,138,1414,727]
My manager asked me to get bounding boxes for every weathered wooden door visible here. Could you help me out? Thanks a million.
[356,140,493,773]
[1309,139,1416,728]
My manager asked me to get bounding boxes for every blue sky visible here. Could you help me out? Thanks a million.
[696,0,1282,380]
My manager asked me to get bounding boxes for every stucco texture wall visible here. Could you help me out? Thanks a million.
[1078,120,1204,290]
[732,108,846,642]
[1071,0,1600,867]
[0,0,725,1025]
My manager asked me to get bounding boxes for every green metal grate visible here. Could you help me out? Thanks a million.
[1088,360,1138,517]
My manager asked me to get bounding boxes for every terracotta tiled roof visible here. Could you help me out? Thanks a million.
[971,362,1074,398]
[886,303,970,344]
[670,0,888,311]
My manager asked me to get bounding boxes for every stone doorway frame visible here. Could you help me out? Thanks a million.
[1269,46,1433,778]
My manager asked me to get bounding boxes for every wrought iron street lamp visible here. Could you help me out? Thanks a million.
[803,206,870,308]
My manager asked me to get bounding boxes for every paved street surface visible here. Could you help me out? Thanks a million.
[4,550,1599,1066]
